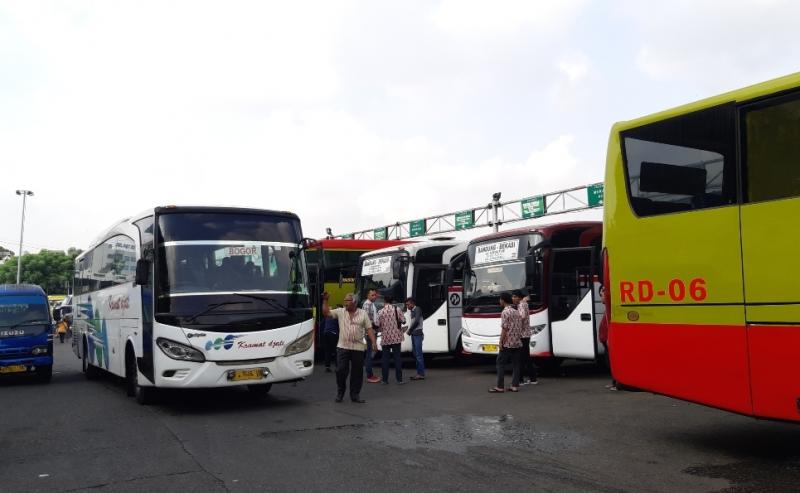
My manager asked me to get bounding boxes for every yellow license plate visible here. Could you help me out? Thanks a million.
[0,365,27,374]
[230,368,265,382]
[481,344,499,353]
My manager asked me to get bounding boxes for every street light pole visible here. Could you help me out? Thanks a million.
[491,192,502,233]
[15,189,33,284]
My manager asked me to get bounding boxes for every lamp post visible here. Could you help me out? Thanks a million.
[491,192,502,233]
[15,189,33,284]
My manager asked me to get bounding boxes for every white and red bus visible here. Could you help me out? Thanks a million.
[460,222,604,367]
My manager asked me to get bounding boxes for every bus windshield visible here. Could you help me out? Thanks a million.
[0,295,50,330]
[356,252,408,305]
[155,212,310,330]
[464,234,543,312]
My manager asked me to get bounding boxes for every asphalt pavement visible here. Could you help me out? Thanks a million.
[1,340,798,492]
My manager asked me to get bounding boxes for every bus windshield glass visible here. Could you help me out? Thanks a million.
[464,234,543,311]
[356,252,407,304]
[155,212,311,330]
[0,296,50,331]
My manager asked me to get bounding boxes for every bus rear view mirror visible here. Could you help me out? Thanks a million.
[134,259,150,286]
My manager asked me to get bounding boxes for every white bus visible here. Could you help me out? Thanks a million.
[460,222,605,368]
[355,239,467,356]
[72,206,314,404]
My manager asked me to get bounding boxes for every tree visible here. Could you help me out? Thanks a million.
[0,248,83,294]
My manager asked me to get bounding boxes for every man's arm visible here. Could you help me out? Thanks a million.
[500,310,510,346]
[409,307,422,332]
[363,316,377,348]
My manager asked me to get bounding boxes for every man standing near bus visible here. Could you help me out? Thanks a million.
[406,297,425,380]
[512,290,538,385]
[322,292,377,403]
[362,289,381,383]
[489,292,523,393]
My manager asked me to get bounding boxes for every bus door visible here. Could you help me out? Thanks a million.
[447,286,462,351]
[549,247,598,360]
[739,93,800,421]
[306,261,322,351]
[414,264,448,352]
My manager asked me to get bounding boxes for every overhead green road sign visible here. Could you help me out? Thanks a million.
[409,219,426,237]
[521,196,545,218]
[341,234,354,239]
[588,183,604,207]
[374,227,387,240]
[455,210,474,230]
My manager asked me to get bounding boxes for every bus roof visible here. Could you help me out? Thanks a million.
[360,238,464,258]
[0,284,46,297]
[612,71,800,134]
[85,205,301,254]
[468,221,602,245]
[307,239,411,251]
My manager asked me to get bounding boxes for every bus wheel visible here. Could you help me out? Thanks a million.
[82,339,100,380]
[452,336,469,365]
[247,384,272,398]
[126,346,154,405]
[533,357,563,372]
[36,365,53,383]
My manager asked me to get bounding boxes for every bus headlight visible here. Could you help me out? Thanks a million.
[531,324,546,335]
[285,331,314,356]
[157,338,205,362]
[31,346,49,355]
[461,327,472,338]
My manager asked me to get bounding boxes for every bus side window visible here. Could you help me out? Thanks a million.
[744,94,800,202]
[622,103,737,217]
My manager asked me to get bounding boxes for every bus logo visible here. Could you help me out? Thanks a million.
[205,334,240,351]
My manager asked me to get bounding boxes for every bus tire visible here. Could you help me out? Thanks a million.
[36,364,52,383]
[247,383,272,398]
[126,345,154,405]
[533,357,563,371]
[452,336,469,365]
[83,338,100,380]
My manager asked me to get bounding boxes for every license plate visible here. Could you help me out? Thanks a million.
[481,344,499,353]
[0,365,27,374]
[229,368,265,382]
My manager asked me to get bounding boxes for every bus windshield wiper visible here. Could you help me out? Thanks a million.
[184,301,253,324]
[8,319,50,330]
[233,293,295,316]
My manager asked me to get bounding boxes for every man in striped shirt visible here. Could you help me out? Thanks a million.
[489,292,523,393]
[323,292,377,403]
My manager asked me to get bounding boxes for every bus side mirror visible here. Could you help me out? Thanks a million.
[134,259,150,286]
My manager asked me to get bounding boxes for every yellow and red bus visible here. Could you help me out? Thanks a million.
[305,239,410,349]
[603,72,800,422]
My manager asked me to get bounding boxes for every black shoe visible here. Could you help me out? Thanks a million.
[335,393,344,403]
[351,396,366,403]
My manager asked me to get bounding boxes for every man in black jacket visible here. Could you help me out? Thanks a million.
[405,297,425,380]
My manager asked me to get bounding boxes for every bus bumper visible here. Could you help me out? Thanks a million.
[461,333,501,355]
[0,356,53,374]
[151,346,315,388]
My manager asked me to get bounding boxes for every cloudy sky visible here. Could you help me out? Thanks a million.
[2,0,799,253]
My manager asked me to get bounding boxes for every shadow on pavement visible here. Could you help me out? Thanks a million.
[663,422,800,492]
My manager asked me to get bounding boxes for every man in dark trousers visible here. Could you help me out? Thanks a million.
[489,292,523,393]
[512,290,538,385]
[405,297,426,380]
[322,292,377,403]
[322,311,339,373]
